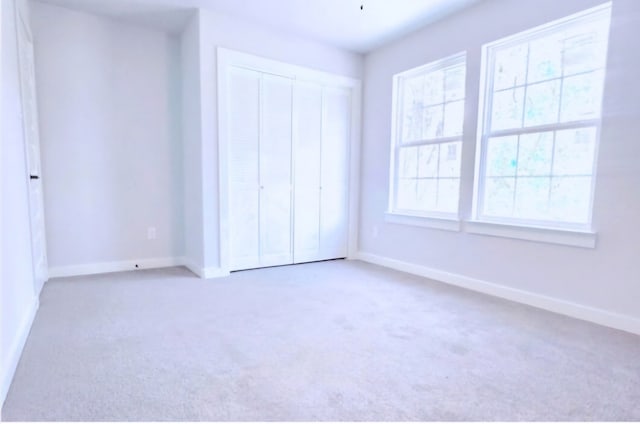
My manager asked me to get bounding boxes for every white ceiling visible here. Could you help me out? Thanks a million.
[36,0,482,53]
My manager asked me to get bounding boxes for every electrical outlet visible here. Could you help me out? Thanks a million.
[147,227,157,240]
[372,225,379,238]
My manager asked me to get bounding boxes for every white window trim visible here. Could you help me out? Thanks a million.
[471,3,611,235]
[388,52,466,224]
[385,212,461,232]
[465,220,597,249]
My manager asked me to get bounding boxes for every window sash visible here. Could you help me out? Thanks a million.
[392,138,463,217]
[473,4,610,230]
[475,122,600,228]
[390,53,466,218]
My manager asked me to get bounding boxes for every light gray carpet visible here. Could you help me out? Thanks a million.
[2,260,639,421]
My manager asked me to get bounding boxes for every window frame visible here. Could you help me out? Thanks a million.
[472,3,612,234]
[388,52,467,228]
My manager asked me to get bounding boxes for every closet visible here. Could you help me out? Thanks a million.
[220,50,358,272]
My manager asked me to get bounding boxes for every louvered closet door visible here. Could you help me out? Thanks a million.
[318,87,351,260]
[293,84,351,262]
[226,60,352,271]
[293,82,323,263]
[228,70,295,271]
[228,68,261,271]
[259,74,294,267]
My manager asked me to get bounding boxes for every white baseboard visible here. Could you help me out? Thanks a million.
[0,297,39,412]
[49,257,230,280]
[356,251,640,336]
[181,257,229,279]
[180,257,204,278]
[48,257,183,278]
[202,267,230,279]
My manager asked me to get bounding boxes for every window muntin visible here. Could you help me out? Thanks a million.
[391,53,466,217]
[476,4,611,229]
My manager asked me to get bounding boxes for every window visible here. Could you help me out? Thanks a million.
[389,53,466,220]
[474,4,611,230]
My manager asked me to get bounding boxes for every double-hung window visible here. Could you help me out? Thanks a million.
[389,53,466,219]
[474,4,612,230]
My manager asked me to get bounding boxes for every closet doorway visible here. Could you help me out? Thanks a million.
[218,49,361,272]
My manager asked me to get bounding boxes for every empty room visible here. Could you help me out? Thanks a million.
[1,0,639,421]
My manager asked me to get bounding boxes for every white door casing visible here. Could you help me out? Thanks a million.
[15,0,49,291]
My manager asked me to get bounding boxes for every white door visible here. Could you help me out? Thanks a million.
[227,69,294,271]
[223,52,354,272]
[228,68,261,271]
[259,74,294,267]
[293,81,323,263]
[16,3,49,291]
[318,87,351,260]
[293,84,351,263]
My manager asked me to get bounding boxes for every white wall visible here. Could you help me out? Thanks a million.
[1,0,39,409]
[360,0,640,325]
[192,8,364,273]
[31,2,185,273]
[179,13,204,273]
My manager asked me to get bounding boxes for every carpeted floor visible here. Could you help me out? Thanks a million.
[2,260,639,421]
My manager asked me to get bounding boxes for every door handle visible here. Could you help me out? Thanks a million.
[30,175,39,180]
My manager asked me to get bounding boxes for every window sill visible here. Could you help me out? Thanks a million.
[385,212,461,232]
[465,220,597,249]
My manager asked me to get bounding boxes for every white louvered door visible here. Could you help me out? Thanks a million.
[228,69,295,271]
[228,68,261,270]
[225,58,353,272]
[292,84,351,263]
[318,87,351,260]
[259,74,293,267]
[292,82,323,263]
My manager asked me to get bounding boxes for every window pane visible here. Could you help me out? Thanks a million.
[401,75,425,142]
[416,179,438,211]
[524,80,560,127]
[486,136,518,177]
[494,43,528,90]
[560,71,604,122]
[483,177,515,217]
[549,176,592,223]
[445,66,465,101]
[402,74,425,109]
[562,21,610,76]
[517,132,553,176]
[424,70,444,105]
[528,34,563,83]
[444,100,464,136]
[437,179,460,213]
[401,109,423,142]
[398,146,419,178]
[423,105,444,139]
[552,127,597,175]
[439,141,462,178]
[491,88,524,130]
[514,177,551,220]
[418,144,439,178]
[397,179,417,210]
